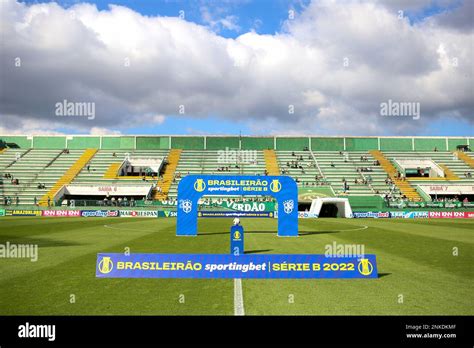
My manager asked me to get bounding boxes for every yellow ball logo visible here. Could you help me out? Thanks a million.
[234,231,241,240]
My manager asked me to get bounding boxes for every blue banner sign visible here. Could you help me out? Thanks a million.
[96,254,378,279]
[230,225,244,255]
[176,175,298,237]
[198,211,273,218]
[81,210,120,217]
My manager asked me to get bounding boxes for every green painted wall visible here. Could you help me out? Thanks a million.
[241,137,274,150]
[414,138,446,151]
[171,136,205,150]
[347,195,384,210]
[206,137,239,150]
[276,137,309,151]
[2,135,472,152]
[102,136,135,149]
[33,136,66,149]
[447,138,468,151]
[380,138,412,151]
[311,137,344,151]
[0,136,32,148]
[345,138,378,151]
[67,136,100,149]
[136,136,169,149]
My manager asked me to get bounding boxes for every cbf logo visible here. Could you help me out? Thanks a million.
[358,259,374,276]
[98,256,113,274]
[179,199,193,214]
[283,200,294,214]
[270,179,281,193]
[194,179,206,192]
[233,230,241,241]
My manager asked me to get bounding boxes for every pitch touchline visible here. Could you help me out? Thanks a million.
[234,278,245,316]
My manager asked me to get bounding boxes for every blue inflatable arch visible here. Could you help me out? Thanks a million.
[176,175,298,237]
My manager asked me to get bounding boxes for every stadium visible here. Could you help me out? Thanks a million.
[1,0,473,344]
[1,134,473,315]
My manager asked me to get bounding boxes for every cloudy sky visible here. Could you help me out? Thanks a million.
[0,0,472,136]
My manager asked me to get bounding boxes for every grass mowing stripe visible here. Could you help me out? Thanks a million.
[0,218,173,282]
[1,217,472,315]
[0,218,234,315]
[355,219,474,244]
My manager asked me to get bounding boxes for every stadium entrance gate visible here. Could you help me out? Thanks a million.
[176,175,298,237]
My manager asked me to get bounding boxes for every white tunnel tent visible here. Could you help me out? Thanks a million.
[309,197,353,218]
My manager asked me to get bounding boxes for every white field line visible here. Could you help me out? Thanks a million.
[234,278,245,316]
[331,225,369,232]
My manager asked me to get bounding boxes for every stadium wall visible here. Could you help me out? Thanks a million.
[206,137,239,150]
[136,136,170,149]
[380,138,413,151]
[347,195,385,211]
[311,137,344,151]
[67,136,101,149]
[170,136,205,150]
[276,137,309,151]
[241,137,274,150]
[345,137,379,151]
[33,136,67,149]
[0,135,470,151]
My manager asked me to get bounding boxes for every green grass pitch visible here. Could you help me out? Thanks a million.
[0,217,472,315]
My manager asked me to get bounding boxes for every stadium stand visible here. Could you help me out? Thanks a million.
[1,136,473,208]
[38,149,98,206]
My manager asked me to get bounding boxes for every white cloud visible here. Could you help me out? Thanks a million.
[89,127,122,135]
[200,6,240,33]
[0,0,472,136]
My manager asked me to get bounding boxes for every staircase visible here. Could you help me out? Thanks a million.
[439,164,459,180]
[154,149,182,200]
[370,150,422,201]
[456,151,474,168]
[39,148,98,206]
[103,163,122,179]
[263,149,280,175]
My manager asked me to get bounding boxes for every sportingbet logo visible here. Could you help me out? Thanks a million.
[353,212,390,218]
[81,210,119,217]
[18,322,56,342]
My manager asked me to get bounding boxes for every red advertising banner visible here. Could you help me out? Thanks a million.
[42,210,81,217]
[429,211,474,219]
